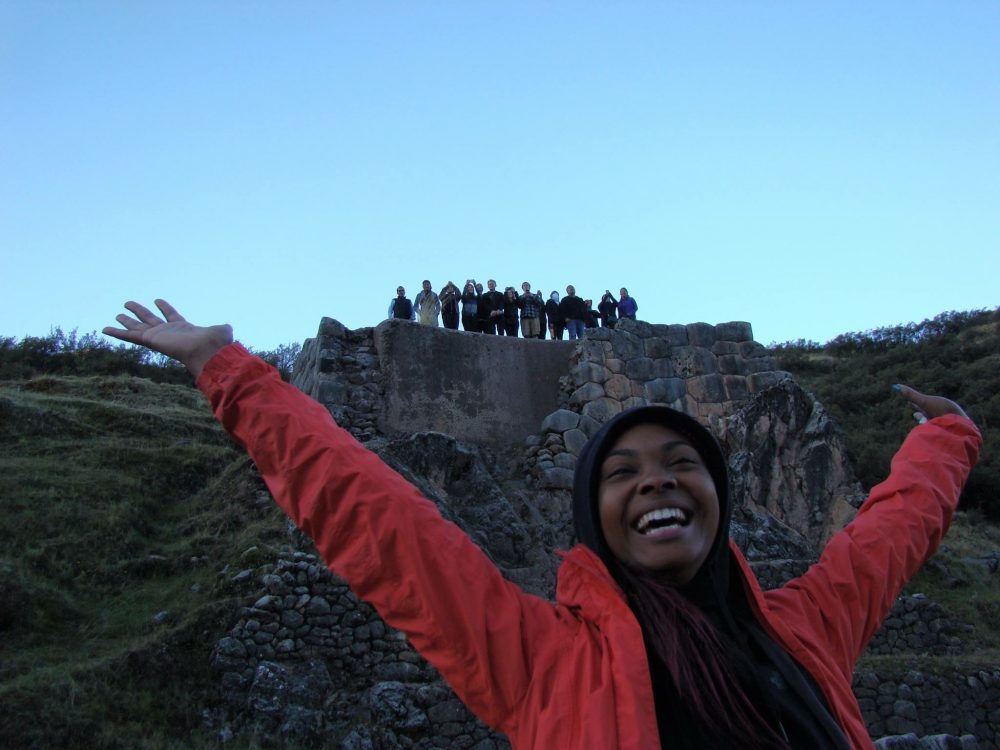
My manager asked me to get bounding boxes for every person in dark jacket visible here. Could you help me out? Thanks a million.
[502,287,520,337]
[387,285,415,321]
[460,282,479,332]
[439,281,460,330]
[545,291,564,340]
[558,285,589,340]
[481,279,505,335]
[599,291,619,329]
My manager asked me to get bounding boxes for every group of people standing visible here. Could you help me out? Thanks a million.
[388,280,639,341]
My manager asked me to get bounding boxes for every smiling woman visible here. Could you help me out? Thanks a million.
[102,299,982,750]
[596,422,720,583]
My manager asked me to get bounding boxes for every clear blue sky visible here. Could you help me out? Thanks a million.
[3,2,997,350]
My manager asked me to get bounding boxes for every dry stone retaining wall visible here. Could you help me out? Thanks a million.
[525,317,791,491]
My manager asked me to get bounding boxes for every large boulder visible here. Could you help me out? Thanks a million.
[719,379,866,554]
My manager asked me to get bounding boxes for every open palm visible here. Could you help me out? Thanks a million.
[103,299,232,378]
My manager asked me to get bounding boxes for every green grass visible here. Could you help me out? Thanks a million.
[0,375,290,749]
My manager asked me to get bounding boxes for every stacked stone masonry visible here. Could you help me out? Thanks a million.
[526,318,791,491]
[292,318,383,443]
[213,552,509,749]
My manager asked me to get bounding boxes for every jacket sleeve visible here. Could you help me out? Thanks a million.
[197,344,566,731]
[763,414,981,673]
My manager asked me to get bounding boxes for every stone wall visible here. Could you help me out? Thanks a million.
[213,551,508,749]
[855,668,1000,742]
[524,318,787,491]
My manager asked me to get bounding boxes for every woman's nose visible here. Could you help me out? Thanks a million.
[638,465,676,493]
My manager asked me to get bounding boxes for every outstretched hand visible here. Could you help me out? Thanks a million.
[894,384,970,423]
[103,299,233,379]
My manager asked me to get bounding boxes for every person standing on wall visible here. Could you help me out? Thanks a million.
[502,286,520,337]
[414,280,441,327]
[545,291,564,340]
[558,285,589,340]
[481,279,505,335]
[517,281,543,339]
[618,287,638,321]
[599,291,619,329]
[387,285,415,321]
[439,281,460,330]
[460,281,479,332]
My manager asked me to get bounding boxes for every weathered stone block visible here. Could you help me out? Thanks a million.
[553,453,576,470]
[686,322,716,347]
[723,375,750,401]
[625,357,656,381]
[717,355,748,375]
[622,319,653,338]
[671,346,718,377]
[663,324,688,345]
[570,383,605,405]
[574,361,611,385]
[603,375,633,401]
[645,377,686,403]
[319,317,348,339]
[687,374,727,403]
[563,428,589,455]
[579,414,602,437]
[582,397,623,422]
[711,341,741,355]
[643,337,671,358]
[584,327,612,341]
[715,321,753,342]
[650,358,675,378]
[739,340,770,358]
[541,409,580,433]
[579,339,610,363]
[608,331,644,360]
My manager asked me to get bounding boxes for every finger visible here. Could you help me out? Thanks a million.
[893,383,927,411]
[154,298,185,323]
[102,325,145,344]
[124,301,165,326]
[116,313,144,330]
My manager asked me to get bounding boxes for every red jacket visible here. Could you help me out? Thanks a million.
[198,344,981,749]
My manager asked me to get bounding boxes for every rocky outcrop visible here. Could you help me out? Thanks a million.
[719,378,866,550]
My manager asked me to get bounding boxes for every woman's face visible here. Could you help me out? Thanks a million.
[598,423,719,584]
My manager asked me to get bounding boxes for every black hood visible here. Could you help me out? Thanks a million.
[572,405,732,602]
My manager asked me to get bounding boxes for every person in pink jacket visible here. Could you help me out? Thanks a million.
[105,299,982,749]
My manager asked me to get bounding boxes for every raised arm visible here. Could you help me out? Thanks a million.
[103,300,568,733]
[764,385,981,671]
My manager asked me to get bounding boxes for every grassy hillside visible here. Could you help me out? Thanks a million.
[773,308,1000,520]
[0,375,289,749]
